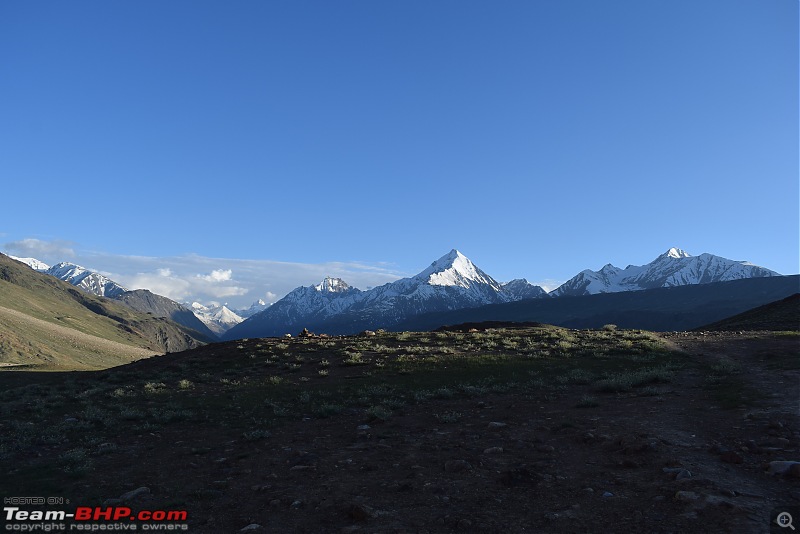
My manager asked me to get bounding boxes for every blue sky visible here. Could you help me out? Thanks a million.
[1,1,797,307]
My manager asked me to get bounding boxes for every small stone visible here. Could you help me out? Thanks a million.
[720,451,744,464]
[766,461,800,476]
[269,499,281,507]
[483,447,504,454]
[444,460,472,473]
[119,487,150,501]
[675,469,692,480]
[64,418,78,423]
[347,504,374,521]
[602,491,613,498]
[674,491,700,502]
[240,525,261,532]
[291,500,302,508]
[488,422,507,429]
[536,445,555,453]
[583,488,594,494]
[357,425,371,431]
[457,519,472,528]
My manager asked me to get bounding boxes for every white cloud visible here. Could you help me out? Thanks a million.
[197,269,233,282]
[3,238,75,262]
[532,279,565,293]
[80,252,406,310]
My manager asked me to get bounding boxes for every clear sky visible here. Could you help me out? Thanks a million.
[1,1,797,308]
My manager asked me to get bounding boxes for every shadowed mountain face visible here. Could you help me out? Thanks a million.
[115,289,217,341]
[394,276,800,333]
[0,254,210,368]
[695,293,800,332]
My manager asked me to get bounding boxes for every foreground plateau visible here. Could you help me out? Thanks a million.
[0,324,798,533]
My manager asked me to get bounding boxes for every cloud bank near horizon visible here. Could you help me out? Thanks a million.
[2,238,563,309]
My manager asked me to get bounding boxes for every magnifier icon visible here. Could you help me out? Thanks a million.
[778,512,796,530]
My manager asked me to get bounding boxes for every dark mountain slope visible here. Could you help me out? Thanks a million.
[695,293,799,332]
[395,275,799,332]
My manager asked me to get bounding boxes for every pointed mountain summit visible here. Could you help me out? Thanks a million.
[315,277,353,293]
[552,248,780,297]
[415,249,505,291]
[224,250,550,340]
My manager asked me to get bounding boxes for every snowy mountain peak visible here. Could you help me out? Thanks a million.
[45,262,128,298]
[665,247,691,259]
[314,277,352,293]
[415,249,501,289]
[9,255,50,271]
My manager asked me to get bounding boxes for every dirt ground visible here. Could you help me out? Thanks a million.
[48,332,795,533]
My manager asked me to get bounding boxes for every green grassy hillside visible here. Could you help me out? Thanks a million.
[0,254,206,369]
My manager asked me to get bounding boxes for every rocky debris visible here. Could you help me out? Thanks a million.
[119,487,150,502]
[239,525,261,531]
[359,330,376,337]
[663,467,692,480]
[766,460,800,477]
[487,422,507,430]
[602,491,614,498]
[674,491,700,503]
[720,451,744,464]
[498,466,537,487]
[298,328,314,338]
[444,460,472,473]
[483,447,504,454]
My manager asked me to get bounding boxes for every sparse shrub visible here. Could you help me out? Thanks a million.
[268,376,284,385]
[178,379,194,390]
[143,382,167,394]
[435,411,462,423]
[603,324,618,332]
[242,429,271,441]
[366,405,391,421]
[60,448,91,475]
[576,395,599,408]
[318,369,329,377]
[314,404,343,418]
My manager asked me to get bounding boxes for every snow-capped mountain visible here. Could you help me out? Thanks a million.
[8,255,50,271]
[189,302,244,335]
[224,250,547,339]
[551,247,780,297]
[502,279,549,300]
[235,299,270,319]
[46,262,128,298]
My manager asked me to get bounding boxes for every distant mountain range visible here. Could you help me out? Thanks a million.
[551,247,779,297]
[223,247,783,339]
[223,250,548,339]
[11,247,785,340]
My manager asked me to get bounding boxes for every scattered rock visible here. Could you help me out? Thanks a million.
[444,460,472,473]
[488,422,507,429]
[766,461,800,476]
[536,445,555,453]
[357,424,371,431]
[483,447,504,454]
[720,451,744,464]
[240,525,261,531]
[347,504,375,521]
[359,330,376,337]
[674,491,700,503]
[269,499,281,507]
[676,469,692,480]
[119,487,150,502]
[602,492,613,498]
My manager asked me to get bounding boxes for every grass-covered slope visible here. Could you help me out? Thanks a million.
[0,253,207,369]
